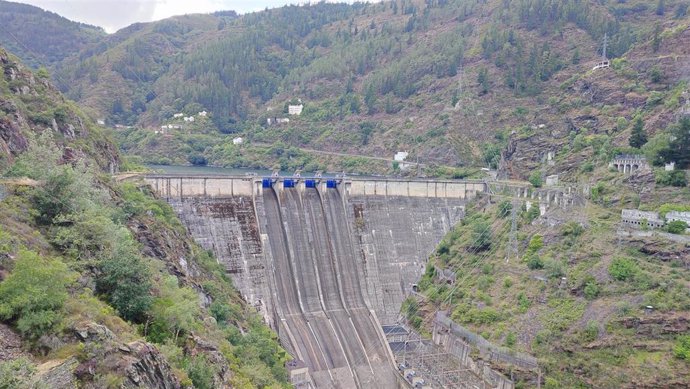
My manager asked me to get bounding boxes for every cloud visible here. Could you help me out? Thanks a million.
[16,0,306,33]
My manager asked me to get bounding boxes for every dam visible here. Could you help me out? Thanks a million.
[144,174,486,388]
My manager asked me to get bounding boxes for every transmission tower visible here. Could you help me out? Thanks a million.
[508,196,519,262]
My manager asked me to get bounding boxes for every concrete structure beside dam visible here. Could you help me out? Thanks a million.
[143,174,488,388]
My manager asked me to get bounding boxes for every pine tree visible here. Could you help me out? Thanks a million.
[659,117,690,168]
[629,117,648,148]
[652,23,662,52]
[477,67,489,95]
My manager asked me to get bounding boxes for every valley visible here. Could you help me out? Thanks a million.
[0,0,689,388]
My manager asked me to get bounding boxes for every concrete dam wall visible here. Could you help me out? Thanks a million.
[145,175,484,388]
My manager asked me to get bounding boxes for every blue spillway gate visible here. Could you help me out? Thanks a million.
[326,180,337,188]
[262,178,272,188]
[283,179,295,188]
[305,179,316,188]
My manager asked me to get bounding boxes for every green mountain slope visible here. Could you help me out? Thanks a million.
[0,0,104,69]
[40,0,690,176]
[0,47,289,388]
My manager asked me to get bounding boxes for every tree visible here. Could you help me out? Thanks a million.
[659,117,690,168]
[609,257,638,281]
[150,276,200,342]
[97,242,153,323]
[656,0,665,15]
[629,117,648,148]
[0,249,74,339]
[649,66,664,83]
[364,84,377,114]
[528,171,543,187]
[469,219,492,251]
[652,23,662,52]
[477,67,489,95]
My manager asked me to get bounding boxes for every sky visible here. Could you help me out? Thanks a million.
[16,0,307,33]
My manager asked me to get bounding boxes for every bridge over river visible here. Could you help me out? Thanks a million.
[141,174,489,388]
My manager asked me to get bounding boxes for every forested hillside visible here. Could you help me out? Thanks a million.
[35,0,689,176]
[1,0,686,175]
[0,0,104,69]
[0,48,288,388]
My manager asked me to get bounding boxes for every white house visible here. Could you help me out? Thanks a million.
[183,116,195,122]
[198,111,208,117]
[97,119,105,125]
[394,151,409,162]
[173,113,184,118]
[288,104,304,115]
[232,137,243,145]
[665,162,676,171]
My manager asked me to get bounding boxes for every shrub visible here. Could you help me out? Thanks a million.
[561,221,584,237]
[583,277,600,300]
[674,335,690,361]
[528,171,543,187]
[527,234,544,252]
[666,220,688,234]
[150,276,201,342]
[544,258,565,279]
[185,356,217,389]
[649,66,664,83]
[656,170,687,187]
[609,257,639,281]
[526,254,544,270]
[0,357,36,388]
[0,249,74,340]
[517,292,531,312]
[96,243,152,323]
[497,200,512,218]
[583,320,599,342]
[469,219,492,251]
[465,308,502,324]
[525,205,540,223]
[505,332,517,347]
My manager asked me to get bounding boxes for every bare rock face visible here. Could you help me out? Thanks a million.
[619,312,690,336]
[624,168,656,202]
[37,358,79,389]
[0,48,121,173]
[186,334,233,387]
[70,322,181,389]
[0,323,27,362]
[120,341,182,389]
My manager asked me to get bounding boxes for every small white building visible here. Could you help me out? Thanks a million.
[665,162,676,171]
[97,119,105,125]
[666,211,690,225]
[288,104,304,115]
[173,113,184,118]
[267,117,290,125]
[232,137,243,145]
[621,209,665,229]
[545,174,559,187]
[183,116,195,122]
[394,151,409,162]
[198,111,207,117]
